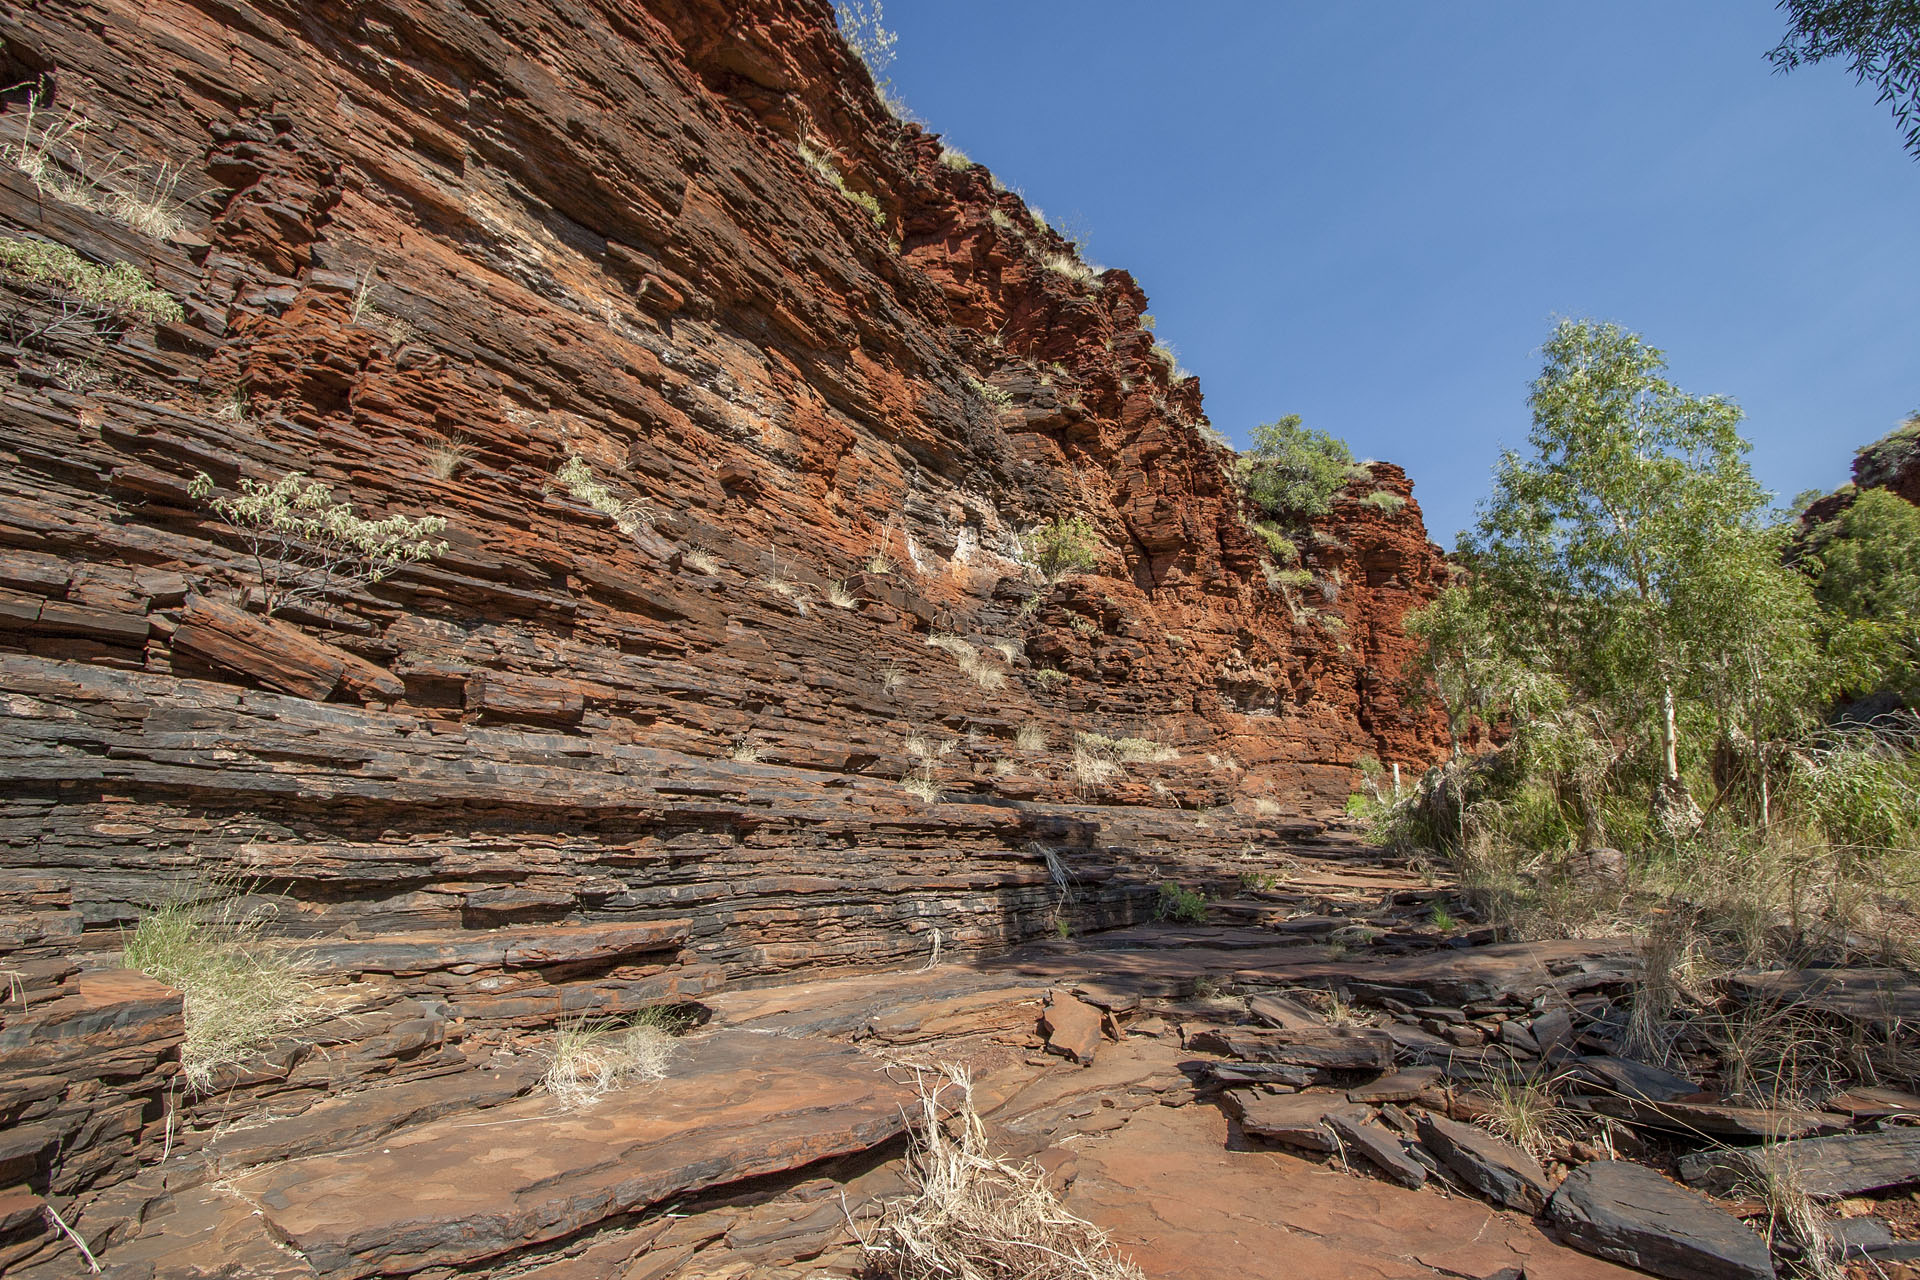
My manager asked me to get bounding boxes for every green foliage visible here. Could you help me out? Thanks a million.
[1249,520,1298,562]
[0,234,184,324]
[1359,489,1406,513]
[1023,515,1100,579]
[1804,486,1920,700]
[1459,318,1829,819]
[1852,414,1920,489]
[1769,0,1920,160]
[1155,882,1208,924]
[1429,902,1458,931]
[1239,415,1355,519]
[1789,731,1920,851]
[190,471,449,616]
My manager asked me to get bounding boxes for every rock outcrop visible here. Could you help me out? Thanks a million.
[0,0,1453,1269]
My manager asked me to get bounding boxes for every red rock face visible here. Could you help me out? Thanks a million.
[0,0,1450,921]
[0,0,1448,1218]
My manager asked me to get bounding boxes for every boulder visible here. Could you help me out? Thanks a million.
[1547,1161,1775,1280]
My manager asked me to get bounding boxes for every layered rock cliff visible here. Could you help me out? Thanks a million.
[0,0,1448,1266]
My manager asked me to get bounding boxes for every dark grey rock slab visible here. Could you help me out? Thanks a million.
[1548,1160,1775,1280]
[1326,1108,1426,1188]
[1188,1025,1395,1072]
[1676,1128,1920,1199]
[1415,1112,1551,1213]
[1571,1054,1702,1103]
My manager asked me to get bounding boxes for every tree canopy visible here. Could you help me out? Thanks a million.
[1451,320,1833,829]
[1770,0,1920,159]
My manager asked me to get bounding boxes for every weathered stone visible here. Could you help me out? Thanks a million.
[1586,1096,1839,1142]
[1221,1090,1344,1151]
[1416,1112,1552,1213]
[1246,993,1323,1029]
[1040,990,1105,1066]
[1187,1026,1395,1073]
[1325,1108,1427,1188]
[1548,1161,1776,1280]
[1676,1129,1920,1199]
[230,1031,911,1278]
[1347,1066,1441,1103]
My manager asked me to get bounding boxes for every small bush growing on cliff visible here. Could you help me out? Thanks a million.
[189,470,449,616]
[0,234,185,342]
[122,891,317,1092]
[1155,882,1208,924]
[1239,414,1355,519]
[1359,489,1406,513]
[1023,516,1100,580]
[798,142,886,229]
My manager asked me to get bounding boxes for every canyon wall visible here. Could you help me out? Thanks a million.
[0,0,1447,1260]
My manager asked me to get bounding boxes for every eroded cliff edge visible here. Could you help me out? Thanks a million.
[0,0,1448,1262]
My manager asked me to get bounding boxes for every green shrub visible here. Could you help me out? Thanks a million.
[1853,415,1920,492]
[0,234,184,324]
[1155,882,1208,924]
[123,892,317,1091]
[1023,515,1100,578]
[1239,414,1355,519]
[190,470,449,616]
[1250,520,1298,562]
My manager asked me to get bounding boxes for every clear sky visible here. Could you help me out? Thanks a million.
[880,2,1918,547]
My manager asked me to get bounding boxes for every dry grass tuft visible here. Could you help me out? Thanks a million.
[1071,735,1123,789]
[827,578,858,609]
[543,1012,678,1110]
[855,1064,1145,1280]
[1016,723,1049,752]
[427,439,471,480]
[121,891,318,1092]
[683,548,722,575]
[1473,1074,1573,1162]
[902,761,942,804]
[1740,1151,1841,1280]
[730,738,764,763]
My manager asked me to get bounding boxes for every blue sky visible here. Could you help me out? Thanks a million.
[881,2,1918,547]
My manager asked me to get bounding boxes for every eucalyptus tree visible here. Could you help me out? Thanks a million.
[1459,320,1811,831]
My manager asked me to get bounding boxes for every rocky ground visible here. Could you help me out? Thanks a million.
[8,826,1916,1279]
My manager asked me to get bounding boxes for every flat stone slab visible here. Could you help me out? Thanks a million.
[1348,1066,1441,1104]
[1572,1054,1703,1103]
[1417,1111,1551,1213]
[1222,1089,1345,1151]
[1677,1128,1920,1199]
[230,1030,911,1278]
[297,920,691,975]
[1188,1026,1395,1073]
[1548,1160,1775,1280]
[1586,1095,1839,1141]
[1326,1108,1426,1188]
[1040,990,1105,1065]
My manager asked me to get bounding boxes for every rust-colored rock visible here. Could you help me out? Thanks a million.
[0,0,1457,1270]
